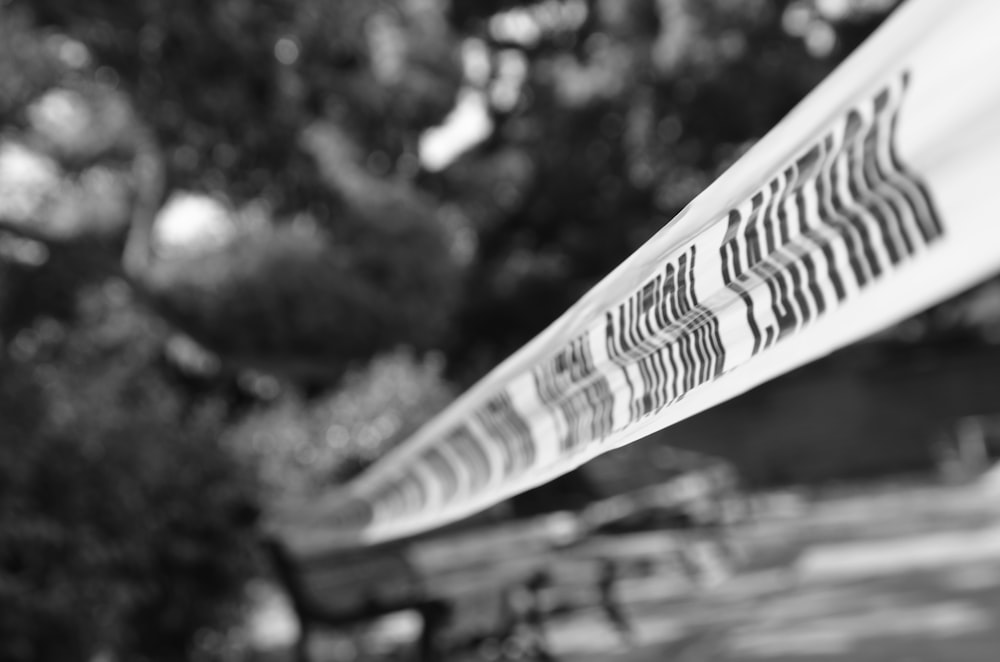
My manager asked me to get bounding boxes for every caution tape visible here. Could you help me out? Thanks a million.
[284,0,1000,551]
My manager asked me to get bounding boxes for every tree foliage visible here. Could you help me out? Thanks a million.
[230,349,455,503]
[0,284,260,662]
[439,0,899,373]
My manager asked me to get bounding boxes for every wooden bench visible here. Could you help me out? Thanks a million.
[265,458,744,660]
[262,537,451,662]
[263,514,630,661]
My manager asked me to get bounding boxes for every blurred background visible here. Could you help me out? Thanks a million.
[2,0,999,660]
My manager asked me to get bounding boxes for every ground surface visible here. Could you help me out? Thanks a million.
[552,473,1000,662]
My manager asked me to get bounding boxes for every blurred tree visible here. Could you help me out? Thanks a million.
[229,348,455,504]
[0,283,261,662]
[0,1,468,382]
[437,0,902,378]
[0,9,469,656]
[14,0,463,204]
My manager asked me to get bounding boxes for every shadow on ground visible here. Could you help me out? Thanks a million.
[564,476,1000,662]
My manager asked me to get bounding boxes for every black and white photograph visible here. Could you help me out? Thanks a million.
[1,1,999,660]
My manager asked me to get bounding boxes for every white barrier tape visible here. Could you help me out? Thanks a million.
[285,0,1000,551]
